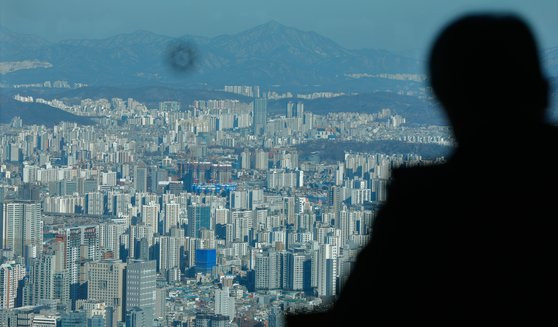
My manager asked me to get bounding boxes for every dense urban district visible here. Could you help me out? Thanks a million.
[1,85,451,327]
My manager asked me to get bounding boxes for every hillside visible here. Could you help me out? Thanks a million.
[0,95,93,126]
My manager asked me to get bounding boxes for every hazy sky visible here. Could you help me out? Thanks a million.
[2,0,557,56]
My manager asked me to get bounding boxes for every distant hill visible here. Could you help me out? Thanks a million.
[0,22,420,89]
[0,95,93,126]
[16,86,252,109]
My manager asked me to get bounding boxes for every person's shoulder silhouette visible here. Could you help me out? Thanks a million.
[287,13,557,326]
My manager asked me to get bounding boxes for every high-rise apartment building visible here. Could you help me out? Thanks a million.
[29,254,56,305]
[316,244,338,297]
[163,202,179,234]
[1,201,42,258]
[254,149,268,170]
[255,250,287,290]
[286,252,306,291]
[85,192,105,216]
[0,261,26,309]
[155,235,182,274]
[142,202,159,231]
[214,286,235,322]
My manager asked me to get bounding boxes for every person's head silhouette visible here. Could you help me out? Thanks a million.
[429,14,549,145]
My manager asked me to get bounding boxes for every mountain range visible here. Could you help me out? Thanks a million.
[2,21,557,90]
[0,21,422,89]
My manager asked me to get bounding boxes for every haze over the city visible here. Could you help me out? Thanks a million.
[2,0,558,56]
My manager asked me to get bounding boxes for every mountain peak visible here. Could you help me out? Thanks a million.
[248,20,292,34]
[261,20,285,28]
[125,29,166,39]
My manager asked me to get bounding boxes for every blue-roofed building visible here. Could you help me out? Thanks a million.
[195,249,216,274]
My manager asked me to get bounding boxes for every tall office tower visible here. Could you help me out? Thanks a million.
[1,201,42,258]
[134,165,148,193]
[86,260,127,326]
[254,149,268,170]
[126,260,156,327]
[255,250,287,290]
[252,98,267,136]
[0,261,26,309]
[163,202,180,234]
[214,286,235,322]
[141,202,160,230]
[187,204,211,238]
[316,244,338,297]
[29,254,56,305]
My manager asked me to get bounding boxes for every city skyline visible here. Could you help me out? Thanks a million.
[1,3,556,326]
[0,87,450,325]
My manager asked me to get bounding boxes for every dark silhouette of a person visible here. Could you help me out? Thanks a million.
[287,13,557,325]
